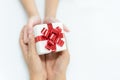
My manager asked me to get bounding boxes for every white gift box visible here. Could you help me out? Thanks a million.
[33,23,67,55]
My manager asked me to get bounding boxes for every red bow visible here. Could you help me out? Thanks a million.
[35,23,64,51]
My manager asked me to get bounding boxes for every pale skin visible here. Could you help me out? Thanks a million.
[20,0,70,80]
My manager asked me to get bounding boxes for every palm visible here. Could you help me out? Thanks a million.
[46,50,69,76]
[39,55,46,77]
[43,18,70,78]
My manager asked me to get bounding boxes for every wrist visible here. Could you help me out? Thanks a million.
[30,74,45,80]
[45,10,57,19]
[44,17,59,23]
[27,16,41,25]
[29,16,41,21]
[49,72,66,80]
[30,75,42,80]
[45,14,56,19]
[44,17,55,21]
[28,13,40,19]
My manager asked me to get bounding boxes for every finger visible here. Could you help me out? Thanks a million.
[28,27,36,55]
[62,49,70,63]
[39,55,46,66]
[23,25,28,43]
[19,26,25,46]
[39,55,46,61]
[19,26,28,58]
[46,52,56,68]
[62,49,69,56]
[46,52,56,60]
[60,36,70,57]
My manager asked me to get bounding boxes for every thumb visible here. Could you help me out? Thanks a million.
[28,27,36,54]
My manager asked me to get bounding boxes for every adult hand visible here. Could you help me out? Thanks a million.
[19,26,46,80]
[43,17,70,80]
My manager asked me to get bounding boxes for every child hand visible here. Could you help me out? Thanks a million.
[44,17,70,32]
[23,16,41,44]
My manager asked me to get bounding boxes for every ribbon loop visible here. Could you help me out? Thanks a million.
[35,23,64,51]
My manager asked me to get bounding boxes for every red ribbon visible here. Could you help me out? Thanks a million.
[35,23,64,51]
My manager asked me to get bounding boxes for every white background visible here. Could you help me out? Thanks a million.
[0,0,120,80]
